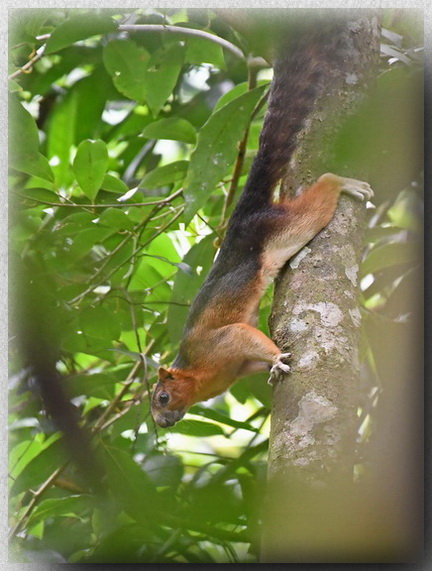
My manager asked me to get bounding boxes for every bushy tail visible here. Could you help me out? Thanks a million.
[233,23,347,217]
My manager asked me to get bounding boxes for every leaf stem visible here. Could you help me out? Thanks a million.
[8,44,46,80]
[219,66,259,231]
[8,464,68,543]
[14,187,184,209]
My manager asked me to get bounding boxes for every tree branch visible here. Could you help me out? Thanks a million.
[261,14,381,563]
[8,45,45,80]
[118,24,246,61]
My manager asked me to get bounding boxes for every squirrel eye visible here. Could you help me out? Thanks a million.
[158,392,170,405]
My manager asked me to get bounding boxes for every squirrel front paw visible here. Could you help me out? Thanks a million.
[339,176,374,202]
[268,352,292,385]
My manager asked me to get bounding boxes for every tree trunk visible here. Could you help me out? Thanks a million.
[261,13,383,563]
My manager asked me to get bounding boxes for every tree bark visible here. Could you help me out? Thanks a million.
[261,13,382,563]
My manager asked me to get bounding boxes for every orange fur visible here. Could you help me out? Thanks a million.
[151,173,372,427]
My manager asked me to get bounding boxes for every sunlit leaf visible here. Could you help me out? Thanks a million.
[142,117,196,144]
[27,495,90,528]
[101,173,129,194]
[66,373,119,399]
[73,139,109,201]
[169,419,225,437]
[184,84,267,223]
[103,39,150,104]
[99,207,134,231]
[10,439,65,497]
[191,405,259,432]
[79,305,122,340]
[144,43,185,117]
[9,96,39,157]
[168,235,215,344]
[47,90,79,188]
[45,13,117,54]
[139,160,189,190]
[14,187,57,203]
[185,34,226,68]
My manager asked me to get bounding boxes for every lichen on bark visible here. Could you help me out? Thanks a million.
[267,12,380,482]
[261,12,381,563]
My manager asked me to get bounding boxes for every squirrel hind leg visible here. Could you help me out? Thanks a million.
[318,173,374,202]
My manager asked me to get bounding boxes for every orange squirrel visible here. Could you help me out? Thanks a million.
[151,25,373,428]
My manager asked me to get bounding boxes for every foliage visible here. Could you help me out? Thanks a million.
[8,8,423,563]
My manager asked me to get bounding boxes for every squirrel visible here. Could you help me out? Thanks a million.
[151,24,373,428]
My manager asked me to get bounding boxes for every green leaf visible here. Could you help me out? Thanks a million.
[15,187,58,204]
[190,405,259,432]
[9,96,40,158]
[387,189,423,231]
[45,13,117,54]
[10,439,65,497]
[9,438,45,480]
[128,264,165,294]
[185,35,226,68]
[110,401,150,441]
[9,79,22,93]
[79,305,122,341]
[144,43,185,117]
[103,39,150,104]
[47,89,79,188]
[73,68,112,144]
[145,233,181,266]
[10,152,55,182]
[184,84,267,223]
[142,117,196,144]
[99,207,134,231]
[103,445,159,522]
[142,454,184,487]
[28,520,44,539]
[73,139,109,200]
[120,330,147,354]
[214,80,269,112]
[361,241,418,276]
[63,226,115,262]
[27,495,90,528]
[139,160,189,190]
[105,40,184,115]
[66,373,119,399]
[101,173,129,194]
[168,235,215,344]
[62,332,114,356]
[169,419,225,437]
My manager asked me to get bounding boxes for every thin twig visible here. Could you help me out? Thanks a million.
[91,361,142,433]
[9,45,45,80]
[69,203,182,305]
[8,464,68,542]
[118,24,245,61]
[9,338,159,544]
[14,187,184,210]
[219,67,260,230]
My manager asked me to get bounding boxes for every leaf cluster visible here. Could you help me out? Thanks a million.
[8,8,423,563]
[9,8,273,563]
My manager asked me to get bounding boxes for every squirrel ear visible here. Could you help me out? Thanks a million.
[158,367,174,382]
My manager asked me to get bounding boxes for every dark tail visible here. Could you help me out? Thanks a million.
[232,23,347,218]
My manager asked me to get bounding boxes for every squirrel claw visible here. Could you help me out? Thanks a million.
[268,353,292,385]
[339,177,374,202]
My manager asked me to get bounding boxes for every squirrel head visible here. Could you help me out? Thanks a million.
[151,367,197,428]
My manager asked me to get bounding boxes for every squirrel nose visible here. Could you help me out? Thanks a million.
[153,409,186,428]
